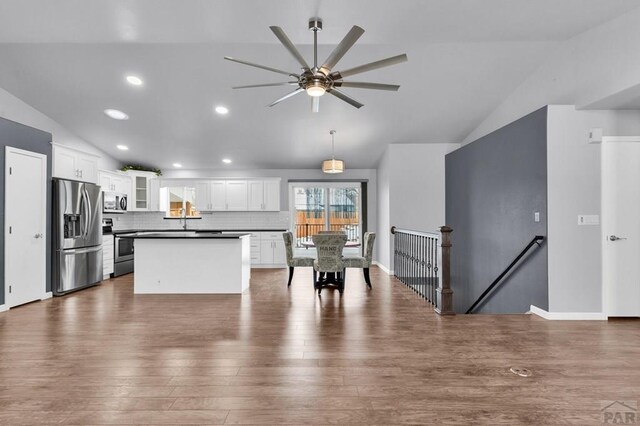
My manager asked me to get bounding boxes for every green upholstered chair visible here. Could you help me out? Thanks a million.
[311,233,347,295]
[282,232,315,287]
[343,232,376,289]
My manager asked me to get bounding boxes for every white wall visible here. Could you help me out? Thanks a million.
[465,7,640,145]
[375,143,459,271]
[546,106,640,313]
[0,86,120,170]
[376,147,392,269]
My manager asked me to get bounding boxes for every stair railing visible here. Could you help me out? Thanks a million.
[391,226,454,315]
[466,235,545,314]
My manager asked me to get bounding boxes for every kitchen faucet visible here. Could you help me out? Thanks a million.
[180,208,188,230]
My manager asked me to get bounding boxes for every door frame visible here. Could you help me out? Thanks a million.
[601,136,640,317]
[4,146,48,309]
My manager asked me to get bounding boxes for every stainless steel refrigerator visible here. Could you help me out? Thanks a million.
[53,178,103,295]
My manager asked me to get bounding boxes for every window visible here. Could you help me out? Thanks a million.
[164,186,199,218]
[290,182,362,250]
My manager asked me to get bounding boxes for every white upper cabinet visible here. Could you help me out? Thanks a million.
[53,144,99,184]
[125,170,159,211]
[156,178,280,212]
[225,180,248,211]
[248,179,280,211]
[195,181,212,211]
[148,178,162,211]
[210,181,227,210]
[98,170,131,195]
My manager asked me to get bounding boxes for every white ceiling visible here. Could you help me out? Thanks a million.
[0,0,638,170]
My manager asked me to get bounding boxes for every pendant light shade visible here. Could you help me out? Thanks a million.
[322,130,345,174]
[322,158,345,173]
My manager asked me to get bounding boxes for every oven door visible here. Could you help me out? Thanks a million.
[115,236,134,262]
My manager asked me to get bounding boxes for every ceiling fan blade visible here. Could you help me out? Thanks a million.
[318,25,365,75]
[332,81,400,91]
[233,82,299,89]
[224,56,299,78]
[268,88,305,107]
[269,26,311,71]
[312,96,320,113]
[327,88,364,109]
[330,54,408,80]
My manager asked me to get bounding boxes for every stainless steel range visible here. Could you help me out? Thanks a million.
[114,233,134,276]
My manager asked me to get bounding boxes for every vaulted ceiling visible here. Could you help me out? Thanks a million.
[0,0,637,170]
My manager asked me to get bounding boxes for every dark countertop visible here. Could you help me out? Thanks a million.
[112,229,286,235]
[118,231,251,239]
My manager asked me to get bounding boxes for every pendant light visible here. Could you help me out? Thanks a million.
[322,130,345,173]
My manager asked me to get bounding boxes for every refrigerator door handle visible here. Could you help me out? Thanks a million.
[60,245,103,255]
[84,187,93,238]
[81,188,90,238]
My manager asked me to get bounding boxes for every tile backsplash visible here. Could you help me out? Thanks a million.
[106,211,291,231]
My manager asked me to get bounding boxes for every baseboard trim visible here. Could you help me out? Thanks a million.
[372,261,393,275]
[0,304,7,313]
[41,292,53,300]
[530,305,607,320]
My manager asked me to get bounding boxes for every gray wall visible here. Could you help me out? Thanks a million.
[445,107,548,313]
[0,117,52,305]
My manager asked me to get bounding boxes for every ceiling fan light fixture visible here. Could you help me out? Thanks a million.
[305,79,327,97]
[306,86,326,97]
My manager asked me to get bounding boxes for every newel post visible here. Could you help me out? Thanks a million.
[435,226,455,315]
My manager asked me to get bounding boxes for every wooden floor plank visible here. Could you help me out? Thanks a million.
[0,267,637,425]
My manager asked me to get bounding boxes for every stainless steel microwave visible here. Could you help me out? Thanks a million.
[103,192,127,213]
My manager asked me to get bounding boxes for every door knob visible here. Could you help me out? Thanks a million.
[609,235,627,241]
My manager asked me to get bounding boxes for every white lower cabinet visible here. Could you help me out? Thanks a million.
[226,231,286,267]
[102,234,114,279]
[258,232,286,266]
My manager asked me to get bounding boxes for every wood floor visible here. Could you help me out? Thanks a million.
[0,267,638,425]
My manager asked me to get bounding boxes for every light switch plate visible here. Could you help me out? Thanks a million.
[578,215,599,225]
[534,212,540,223]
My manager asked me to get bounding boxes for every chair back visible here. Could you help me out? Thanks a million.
[312,233,347,272]
[282,232,294,266]
[363,232,376,264]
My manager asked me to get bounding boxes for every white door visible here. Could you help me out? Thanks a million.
[602,136,640,317]
[5,147,47,308]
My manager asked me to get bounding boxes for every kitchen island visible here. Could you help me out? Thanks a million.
[119,232,251,294]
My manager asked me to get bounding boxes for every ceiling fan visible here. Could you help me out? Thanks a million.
[224,18,407,112]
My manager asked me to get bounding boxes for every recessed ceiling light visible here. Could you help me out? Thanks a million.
[173,163,182,168]
[116,145,129,151]
[104,109,129,120]
[126,75,143,86]
[215,106,229,115]
[222,158,232,164]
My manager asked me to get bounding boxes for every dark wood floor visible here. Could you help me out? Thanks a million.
[0,267,638,425]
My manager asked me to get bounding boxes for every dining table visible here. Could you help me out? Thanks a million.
[300,240,360,249]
